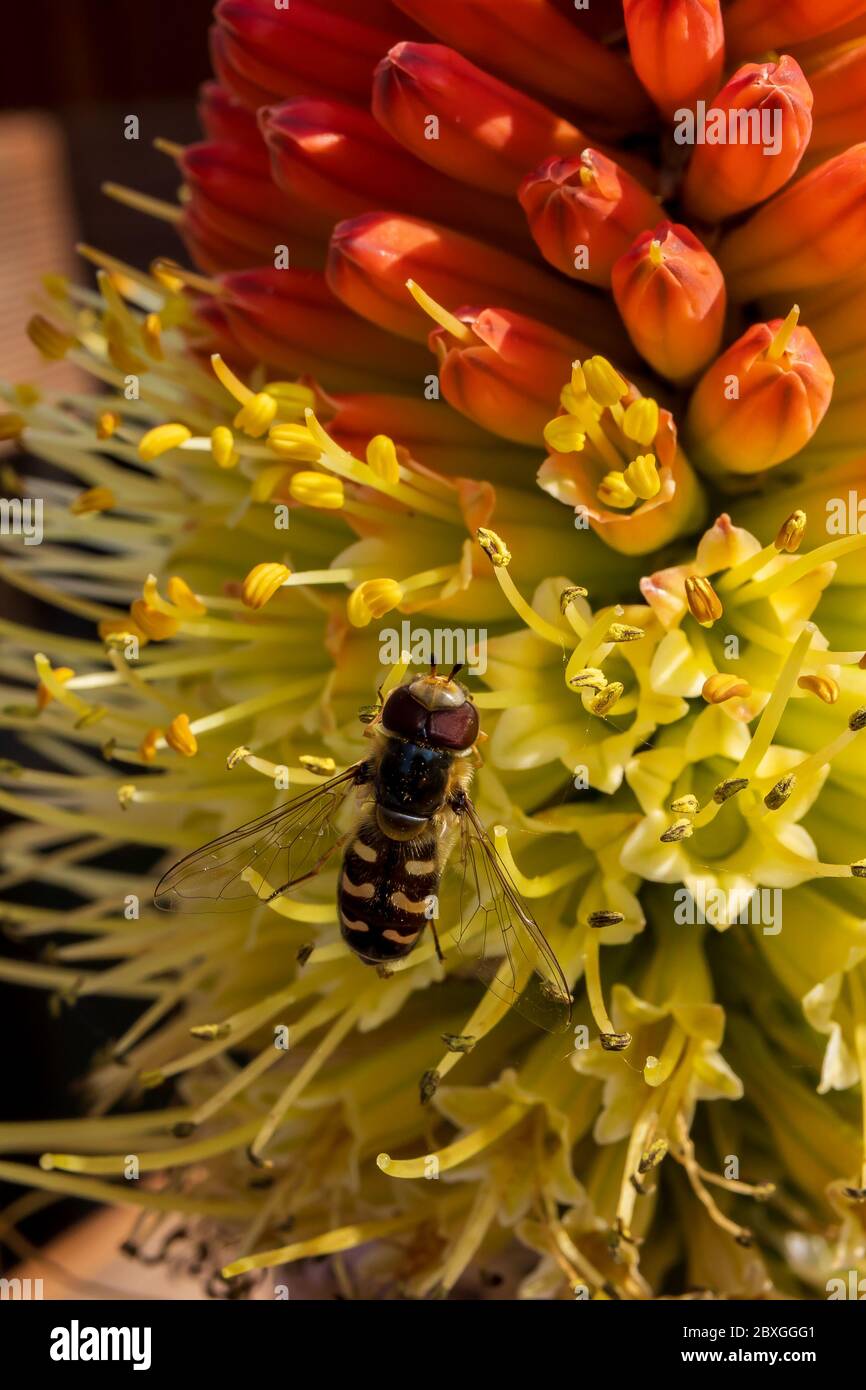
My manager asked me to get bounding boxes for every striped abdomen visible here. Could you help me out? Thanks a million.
[338,816,440,963]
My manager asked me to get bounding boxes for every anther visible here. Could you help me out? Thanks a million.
[660,818,693,843]
[587,910,625,929]
[560,584,588,614]
[476,527,511,567]
[670,794,699,815]
[712,777,749,804]
[764,773,796,810]
[685,575,723,627]
[600,1031,631,1051]
[797,674,839,704]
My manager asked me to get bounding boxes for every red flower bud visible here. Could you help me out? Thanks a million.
[212,0,406,110]
[611,222,726,382]
[393,0,651,132]
[519,149,660,288]
[259,97,526,249]
[623,0,724,117]
[682,57,813,222]
[174,140,327,272]
[685,309,834,476]
[326,211,627,354]
[427,305,589,445]
[373,42,586,198]
[724,0,866,59]
[216,268,431,392]
[718,145,866,299]
[198,81,261,148]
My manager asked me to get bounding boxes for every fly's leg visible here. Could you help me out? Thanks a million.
[429,917,445,964]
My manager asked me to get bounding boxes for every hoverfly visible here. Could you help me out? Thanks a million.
[154,666,572,1032]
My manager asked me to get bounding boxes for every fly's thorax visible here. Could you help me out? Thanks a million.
[374,736,453,834]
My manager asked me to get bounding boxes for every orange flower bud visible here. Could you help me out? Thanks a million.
[685,309,834,476]
[682,57,813,222]
[802,42,866,164]
[519,150,660,288]
[724,0,866,59]
[428,306,588,445]
[612,222,725,382]
[393,0,651,132]
[623,0,724,118]
[216,268,430,393]
[373,41,585,198]
[718,145,866,299]
[326,211,624,353]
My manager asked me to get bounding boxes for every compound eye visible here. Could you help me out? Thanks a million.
[381,685,428,741]
[428,700,479,751]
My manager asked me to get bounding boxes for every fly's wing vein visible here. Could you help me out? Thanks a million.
[451,796,572,1033]
[154,763,364,913]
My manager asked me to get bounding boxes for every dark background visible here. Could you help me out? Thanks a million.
[0,0,215,1252]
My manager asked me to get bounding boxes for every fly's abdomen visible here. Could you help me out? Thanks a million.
[338,819,440,963]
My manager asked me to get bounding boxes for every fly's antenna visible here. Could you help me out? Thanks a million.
[448,662,464,680]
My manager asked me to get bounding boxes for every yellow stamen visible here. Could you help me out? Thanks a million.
[129,600,178,641]
[589,682,623,716]
[583,355,628,407]
[623,453,660,500]
[234,392,278,439]
[210,352,254,405]
[241,562,291,610]
[210,425,239,469]
[543,415,586,454]
[405,278,476,344]
[96,411,121,440]
[165,714,197,757]
[775,508,806,553]
[798,674,839,704]
[476,526,511,567]
[138,423,191,461]
[166,576,206,617]
[27,315,74,360]
[268,422,320,460]
[142,312,164,360]
[36,666,74,711]
[766,304,800,361]
[702,674,752,704]
[366,434,401,483]
[347,579,403,627]
[289,471,344,509]
[597,471,636,509]
[70,486,115,517]
[684,575,722,627]
[622,398,659,446]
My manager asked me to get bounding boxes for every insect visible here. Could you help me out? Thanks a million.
[154,666,572,1032]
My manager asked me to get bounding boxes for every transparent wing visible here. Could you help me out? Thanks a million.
[154,763,366,913]
[451,796,572,1033]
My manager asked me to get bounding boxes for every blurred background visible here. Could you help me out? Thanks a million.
[0,0,215,1281]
